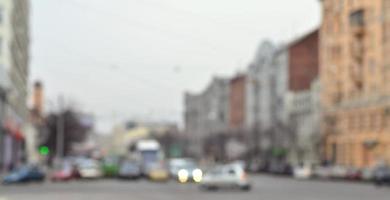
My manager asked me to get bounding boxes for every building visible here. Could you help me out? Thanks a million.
[0,0,30,172]
[321,0,390,168]
[184,77,230,158]
[229,74,246,131]
[245,41,276,160]
[287,80,321,165]
[287,30,321,165]
[245,41,290,164]
[24,81,44,165]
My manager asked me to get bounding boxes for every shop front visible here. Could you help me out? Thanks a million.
[1,120,25,172]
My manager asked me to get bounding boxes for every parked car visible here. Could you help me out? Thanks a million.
[102,156,120,177]
[147,162,169,182]
[2,165,45,185]
[51,161,79,181]
[345,167,362,181]
[269,161,293,176]
[293,164,314,179]
[361,168,375,182]
[313,166,332,179]
[200,163,251,191]
[330,165,348,179]
[77,159,103,179]
[373,165,390,186]
[118,159,141,179]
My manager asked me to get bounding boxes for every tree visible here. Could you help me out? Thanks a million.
[41,108,92,162]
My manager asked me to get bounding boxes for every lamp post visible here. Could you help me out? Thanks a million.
[55,95,65,163]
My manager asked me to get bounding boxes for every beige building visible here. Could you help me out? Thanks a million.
[0,0,30,123]
[321,0,390,168]
[0,0,29,171]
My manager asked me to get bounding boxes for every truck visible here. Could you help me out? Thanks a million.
[130,139,164,176]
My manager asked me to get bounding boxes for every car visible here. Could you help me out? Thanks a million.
[2,165,45,185]
[373,165,390,186]
[169,158,202,183]
[169,158,194,177]
[118,159,141,179]
[313,166,332,179]
[147,162,169,182]
[345,167,362,181]
[200,163,251,191]
[293,164,314,179]
[102,156,120,177]
[361,168,375,182]
[77,159,103,179]
[268,161,293,176]
[51,161,79,181]
[177,163,202,183]
[329,165,348,179]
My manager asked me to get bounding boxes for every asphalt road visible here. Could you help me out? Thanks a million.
[1,175,390,200]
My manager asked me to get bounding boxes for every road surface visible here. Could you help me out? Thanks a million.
[1,175,389,200]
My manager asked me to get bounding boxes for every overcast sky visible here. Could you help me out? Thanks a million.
[30,0,321,133]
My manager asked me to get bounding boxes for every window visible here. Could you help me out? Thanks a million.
[350,9,365,27]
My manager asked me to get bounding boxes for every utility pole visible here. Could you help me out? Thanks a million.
[252,79,260,161]
[56,95,65,162]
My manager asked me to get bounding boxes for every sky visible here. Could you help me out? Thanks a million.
[30,0,321,134]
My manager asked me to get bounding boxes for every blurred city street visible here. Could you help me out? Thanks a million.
[1,175,390,200]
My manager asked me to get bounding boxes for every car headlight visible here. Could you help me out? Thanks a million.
[178,169,189,183]
[192,169,203,183]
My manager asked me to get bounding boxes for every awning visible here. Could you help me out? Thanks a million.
[3,120,24,141]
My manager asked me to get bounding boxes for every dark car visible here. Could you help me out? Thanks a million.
[269,161,292,176]
[118,160,141,179]
[346,167,362,181]
[373,165,390,186]
[2,165,45,185]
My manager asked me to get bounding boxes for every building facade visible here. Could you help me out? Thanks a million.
[245,40,290,163]
[246,41,276,156]
[287,30,321,165]
[229,74,246,131]
[321,0,390,168]
[0,0,30,172]
[184,77,230,158]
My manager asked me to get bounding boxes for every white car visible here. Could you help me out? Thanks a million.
[200,163,251,191]
[293,164,314,179]
[313,166,332,179]
[78,159,103,179]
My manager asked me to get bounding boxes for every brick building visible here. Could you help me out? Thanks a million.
[287,29,320,165]
[289,30,319,92]
[321,0,390,168]
[229,74,246,131]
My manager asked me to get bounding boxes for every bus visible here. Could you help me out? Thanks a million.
[130,139,164,175]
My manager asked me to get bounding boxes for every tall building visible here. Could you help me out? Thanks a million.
[184,77,230,158]
[321,0,390,167]
[245,41,290,163]
[287,29,320,165]
[0,0,30,172]
[229,74,246,131]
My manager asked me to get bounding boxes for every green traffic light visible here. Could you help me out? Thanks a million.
[39,146,50,155]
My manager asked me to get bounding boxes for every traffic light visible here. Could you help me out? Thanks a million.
[39,146,50,156]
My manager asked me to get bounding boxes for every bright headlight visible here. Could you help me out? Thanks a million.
[178,169,189,183]
[192,169,203,183]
